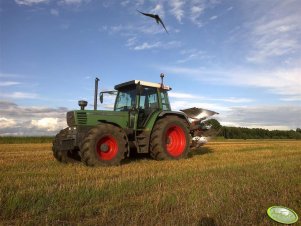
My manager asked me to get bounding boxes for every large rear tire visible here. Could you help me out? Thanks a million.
[80,124,128,166]
[52,128,80,163]
[150,116,190,160]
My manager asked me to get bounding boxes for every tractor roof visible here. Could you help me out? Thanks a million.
[114,80,171,91]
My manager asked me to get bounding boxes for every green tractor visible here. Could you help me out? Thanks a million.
[52,74,218,166]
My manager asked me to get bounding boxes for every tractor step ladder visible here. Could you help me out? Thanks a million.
[135,130,149,153]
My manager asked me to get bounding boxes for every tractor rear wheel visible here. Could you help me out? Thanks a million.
[52,128,80,163]
[80,124,128,166]
[150,115,190,160]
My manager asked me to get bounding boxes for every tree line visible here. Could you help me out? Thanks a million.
[206,119,301,139]
[221,126,301,139]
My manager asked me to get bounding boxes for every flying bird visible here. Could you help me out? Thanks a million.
[137,10,168,34]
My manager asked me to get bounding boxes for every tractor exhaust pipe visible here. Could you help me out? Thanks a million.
[94,77,100,110]
[160,73,164,88]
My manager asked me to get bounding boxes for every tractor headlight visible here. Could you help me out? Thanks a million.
[66,111,75,127]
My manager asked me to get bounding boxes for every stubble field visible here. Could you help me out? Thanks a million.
[0,140,300,225]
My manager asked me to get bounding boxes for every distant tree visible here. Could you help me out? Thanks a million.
[206,119,222,130]
[220,126,301,139]
[205,119,222,136]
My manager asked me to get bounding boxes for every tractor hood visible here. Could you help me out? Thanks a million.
[180,107,218,122]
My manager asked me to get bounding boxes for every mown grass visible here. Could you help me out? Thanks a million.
[0,140,300,225]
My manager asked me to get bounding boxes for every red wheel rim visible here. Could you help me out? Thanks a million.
[96,136,118,161]
[166,125,186,157]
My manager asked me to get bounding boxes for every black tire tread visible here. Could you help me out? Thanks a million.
[52,128,79,163]
[150,115,190,160]
[80,124,128,166]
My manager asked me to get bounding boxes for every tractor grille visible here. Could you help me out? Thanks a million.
[76,112,87,125]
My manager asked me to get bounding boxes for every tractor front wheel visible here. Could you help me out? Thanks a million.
[80,124,128,166]
[52,128,80,163]
[150,115,190,160]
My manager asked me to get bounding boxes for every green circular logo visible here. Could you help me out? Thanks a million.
[267,206,299,224]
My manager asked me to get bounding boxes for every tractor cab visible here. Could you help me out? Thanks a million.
[113,80,172,128]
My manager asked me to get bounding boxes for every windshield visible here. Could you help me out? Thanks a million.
[139,87,159,109]
[114,88,136,111]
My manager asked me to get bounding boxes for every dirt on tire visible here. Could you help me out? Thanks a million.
[52,128,80,163]
[150,115,190,160]
[80,124,128,166]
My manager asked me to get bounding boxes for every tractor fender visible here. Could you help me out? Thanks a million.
[158,111,191,125]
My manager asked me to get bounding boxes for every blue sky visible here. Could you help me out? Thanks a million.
[0,0,301,135]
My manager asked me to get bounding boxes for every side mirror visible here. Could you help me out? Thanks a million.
[99,92,103,103]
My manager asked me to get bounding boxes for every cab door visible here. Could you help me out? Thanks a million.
[137,87,159,128]
[114,87,137,129]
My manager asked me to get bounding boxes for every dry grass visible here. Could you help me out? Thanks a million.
[0,140,300,225]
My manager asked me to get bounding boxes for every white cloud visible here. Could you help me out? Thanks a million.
[135,0,144,7]
[0,81,20,87]
[167,0,221,26]
[219,105,301,130]
[169,0,185,22]
[60,0,83,5]
[280,96,301,102]
[0,118,17,128]
[170,100,228,112]
[160,65,209,77]
[209,97,254,103]
[190,3,205,26]
[177,49,211,63]
[131,40,181,51]
[169,92,199,99]
[120,0,130,7]
[189,0,222,27]
[245,1,301,63]
[249,125,292,131]
[226,68,301,100]
[31,118,60,131]
[133,42,162,50]
[56,0,91,6]
[0,101,68,136]
[151,3,165,17]
[126,37,137,47]
[109,23,167,35]
[0,92,38,99]
[247,37,299,63]
[15,0,48,6]
[169,91,253,104]
[161,65,301,100]
[210,15,218,20]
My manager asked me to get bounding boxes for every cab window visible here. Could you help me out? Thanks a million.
[161,90,171,110]
[139,87,158,109]
[114,87,136,111]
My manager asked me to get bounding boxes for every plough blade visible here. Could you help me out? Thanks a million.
[180,107,218,121]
